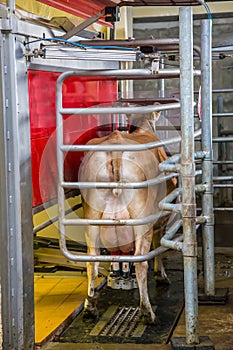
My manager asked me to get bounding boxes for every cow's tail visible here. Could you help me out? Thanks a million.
[111,151,122,197]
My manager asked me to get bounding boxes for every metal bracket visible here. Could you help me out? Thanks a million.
[182,242,198,257]
[170,336,215,349]
[0,18,12,32]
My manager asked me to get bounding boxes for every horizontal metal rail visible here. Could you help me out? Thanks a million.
[213,161,233,164]
[197,207,233,211]
[59,234,184,263]
[213,137,233,142]
[61,135,182,152]
[212,113,233,117]
[62,210,170,227]
[59,101,181,116]
[194,113,233,118]
[213,176,233,181]
[56,69,201,85]
[195,137,233,142]
[62,172,179,190]
[61,129,201,153]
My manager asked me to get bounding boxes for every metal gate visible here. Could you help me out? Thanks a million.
[55,7,216,348]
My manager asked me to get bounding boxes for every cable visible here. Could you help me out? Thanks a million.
[197,0,212,20]
[24,37,137,51]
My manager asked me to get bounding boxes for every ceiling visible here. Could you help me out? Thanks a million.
[36,0,201,22]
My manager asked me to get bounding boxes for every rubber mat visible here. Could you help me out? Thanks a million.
[58,268,184,344]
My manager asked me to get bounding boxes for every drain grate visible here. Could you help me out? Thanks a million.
[89,305,146,338]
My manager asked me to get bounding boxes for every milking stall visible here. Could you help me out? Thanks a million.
[0,0,233,349]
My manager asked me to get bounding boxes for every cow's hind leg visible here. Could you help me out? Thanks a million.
[83,227,100,319]
[153,230,170,285]
[134,228,157,324]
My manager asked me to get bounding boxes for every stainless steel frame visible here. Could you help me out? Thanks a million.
[56,70,183,263]
[179,7,199,344]
[0,5,34,350]
[55,6,204,347]
[0,1,223,349]
[201,19,215,297]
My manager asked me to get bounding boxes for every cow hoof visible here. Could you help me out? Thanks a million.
[154,272,171,285]
[139,309,158,325]
[83,307,99,321]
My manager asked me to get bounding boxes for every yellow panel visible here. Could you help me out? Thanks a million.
[34,275,104,344]
[33,195,86,243]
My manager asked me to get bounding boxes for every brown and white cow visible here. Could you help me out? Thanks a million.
[79,111,177,324]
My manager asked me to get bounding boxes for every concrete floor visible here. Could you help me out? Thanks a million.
[43,247,233,350]
[1,247,232,350]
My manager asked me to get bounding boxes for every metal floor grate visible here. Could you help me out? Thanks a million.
[89,305,146,338]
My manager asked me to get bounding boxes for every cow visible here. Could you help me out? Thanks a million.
[78,110,177,324]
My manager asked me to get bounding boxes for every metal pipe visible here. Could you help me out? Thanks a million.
[213,161,233,164]
[62,210,170,227]
[197,207,233,211]
[56,68,200,84]
[195,113,233,117]
[6,0,15,11]
[58,233,184,263]
[158,203,182,212]
[62,172,179,190]
[194,89,233,94]
[60,129,201,153]
[61,134,181,152]
[159,188,181,205]
[201,18,215,297]
[60,101,181,116]
[159,154,181,172]
[159,163,181,172]
[212,113,233,117]
[213,176,233,181]
[213,137,233,142]
[160,219,183,251]
[195,137,233,142]
[213,184,233,188]
[77,38,201,56]
[180,7,199,345]
[213,207,233,211]
[56,68,201,270]
[159,188,182,212]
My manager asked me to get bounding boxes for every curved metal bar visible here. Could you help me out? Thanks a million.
[62,210,170,227]
[60,101,181,115]
[62,172,179,190]
[58,234,184,263]
[160,219,183,251]
[61,134,182,152]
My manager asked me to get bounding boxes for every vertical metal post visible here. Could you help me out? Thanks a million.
[179,7,199,345]
[201,19,215,296]
[0,14,34,350]
[6,0,15,12]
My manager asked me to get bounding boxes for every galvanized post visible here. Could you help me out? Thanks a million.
[201,19,215,296]
[179,6,199,345]
[0,10,34,350]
